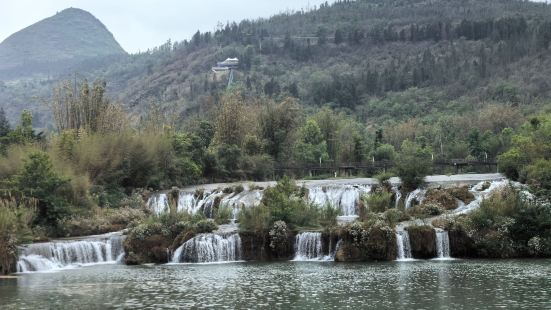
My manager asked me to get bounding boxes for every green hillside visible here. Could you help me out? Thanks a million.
[98,0,551,122]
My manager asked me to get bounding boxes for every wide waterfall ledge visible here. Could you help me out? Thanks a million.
[293,232,334,261]
[17,232,126,273]
[171,233,243,264]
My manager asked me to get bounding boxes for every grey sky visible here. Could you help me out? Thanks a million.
[0,0,332,53]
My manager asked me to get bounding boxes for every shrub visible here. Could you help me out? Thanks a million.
[374,171,394,184]
[363,190,393,213]
[215,205,233,225]
[238,204,271,233]
[497,148,524,180]
[372,144,396,161]
[383,208,408,227]
[269,221,288,251]
[195,219,218,233]
[0,200,34,274]
[261,177,319,228]
[14,151,70,228]
[524,159,551,194]
[395,140,431,191]
[234,184,244,194]
[446,186,475,204]
[463,186,551,257]
[319,204,341,228]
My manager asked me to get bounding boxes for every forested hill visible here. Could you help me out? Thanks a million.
[94,0,551,120]
[0,8,126,79]
[2,0,551,126]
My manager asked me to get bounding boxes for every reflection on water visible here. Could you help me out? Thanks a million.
[1,260,550,309]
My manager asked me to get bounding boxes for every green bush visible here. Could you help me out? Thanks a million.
[238,204,271,233]
[464,186,551,257]
[395,140,431,191]
[372,144,396,161]
[363,190,393,213]
[14,151,70,228]
[195,219,218,233]
[215,205,233,225]
[319,204,342,228]
[0,205,21,273]
[524,159,551,194]
[261,177,319,228]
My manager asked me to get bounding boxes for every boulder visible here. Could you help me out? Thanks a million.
[406,225,436,258]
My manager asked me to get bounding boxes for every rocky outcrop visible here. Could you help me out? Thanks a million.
[446,186,475,204]
[449,227,477,258]
[424,188,457,210]
[124,233,172,265]
[239,231,295,261]
[406,225,436,258]
[334,223,396,261]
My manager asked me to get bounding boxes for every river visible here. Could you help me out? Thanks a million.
[1,259,550,309]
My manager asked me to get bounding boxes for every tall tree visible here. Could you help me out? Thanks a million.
[0,107,10,137]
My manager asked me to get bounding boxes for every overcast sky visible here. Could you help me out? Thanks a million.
[0,0,332,53]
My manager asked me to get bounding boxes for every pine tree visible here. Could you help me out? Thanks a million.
[0,107,10,137]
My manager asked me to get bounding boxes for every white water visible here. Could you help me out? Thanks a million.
[175,188,263,220]
[392,185,402,209]
[404,189,426,209]
[453,180,514,215]
[396,230,413,261]
[307,185,370,216]
[17,233,125,273]
[293,232,331,261]
[171,233,242,263]
[435,229,451,259]
[148,193,169,215]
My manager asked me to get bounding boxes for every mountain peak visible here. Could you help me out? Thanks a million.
[0,7,126,78]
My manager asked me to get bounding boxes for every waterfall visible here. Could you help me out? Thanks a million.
[171,233,242,263]
[404,189,426,209]
[177,192,200,214]
[16,233,125,273]
[435,229,451,259]
[219,189,263,220]
[176,189,263,219]
[453,180,511,215]
[334,239,343,257]
[293,232,326,261]
[392,185,401,209]
[396,230,413,260]
[148,193,169,214]
[307,185,370,217]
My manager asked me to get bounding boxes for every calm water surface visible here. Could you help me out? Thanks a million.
[1,260,550,309]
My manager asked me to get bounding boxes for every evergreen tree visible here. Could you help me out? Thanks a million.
[0,107,10,137]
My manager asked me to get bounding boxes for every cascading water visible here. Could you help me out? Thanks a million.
[435,229,451,259]
[395,230,413,260]
[148,193,169,214]
[175,188,263,219]
[392,185,402,209]
[405,189,426,209]
[219,189,263,221]
[171,233,242,263]
[307,185,370,217]
[16,233,125,273]
[453,180,512,215]
[293,232,328,261]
